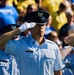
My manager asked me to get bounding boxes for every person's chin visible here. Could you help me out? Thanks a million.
[39,34,44,37]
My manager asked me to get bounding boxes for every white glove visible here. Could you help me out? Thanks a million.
[19,22,36,32]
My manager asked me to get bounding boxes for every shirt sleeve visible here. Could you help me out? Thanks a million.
[54,44,64,71]
[5,40,22,56]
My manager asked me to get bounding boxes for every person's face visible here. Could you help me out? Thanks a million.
[31,24,46,37]
[31,5,38,12]
[48,31,58,42]
[46,16,52,26]
[60,8,66,13]
[27,4,38,13]
[66,14,74,22]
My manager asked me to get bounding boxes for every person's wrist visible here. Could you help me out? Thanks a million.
[19,26,23,32]
[19,24,27,32]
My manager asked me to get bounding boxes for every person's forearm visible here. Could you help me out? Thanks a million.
[64,33,74,46]
[0,28,20,49]
[0,22,36,50]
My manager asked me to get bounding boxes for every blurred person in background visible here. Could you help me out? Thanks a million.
[63,0,72,12]
[44,15,55,39]
[17,0,36,12]
[62,44,74,75]
[58,7,74,74]
[1,24,20,40]
[46,31,63,51]
[6,0,18,6]
[51,2,67,34]
[26,4,38,14]
[59,10,74,47]
[5,0,18,9]
[42,0,63,14]
[0,0,19,22]
[62,50,74,75]
[68,0,74,12]
[0,50,20,75]
[0,12,16,33]
[0,24,20,75]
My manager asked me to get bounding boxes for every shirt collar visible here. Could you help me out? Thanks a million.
[28,35,36,45]
[28,35,47,46]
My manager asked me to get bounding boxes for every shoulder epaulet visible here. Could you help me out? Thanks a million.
[45,39,56,44]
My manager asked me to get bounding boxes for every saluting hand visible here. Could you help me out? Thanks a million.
[19,22,36,32]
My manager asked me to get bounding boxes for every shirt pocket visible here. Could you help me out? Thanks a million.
[44,54,55,68]
[23,51,34,58]
[23,51,35,68]
[41,50,56,69]
[41,49,56,60]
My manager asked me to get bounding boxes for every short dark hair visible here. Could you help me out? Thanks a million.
[59,3,66,9]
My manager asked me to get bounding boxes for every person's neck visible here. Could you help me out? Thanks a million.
[32,35,44,45]
[46,25,50,28]
[57,10,63,15]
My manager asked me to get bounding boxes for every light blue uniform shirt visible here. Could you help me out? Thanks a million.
[0,50,20,75]
[0,5,19,21]
[5,35,63,75]
[63,54,74,75]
